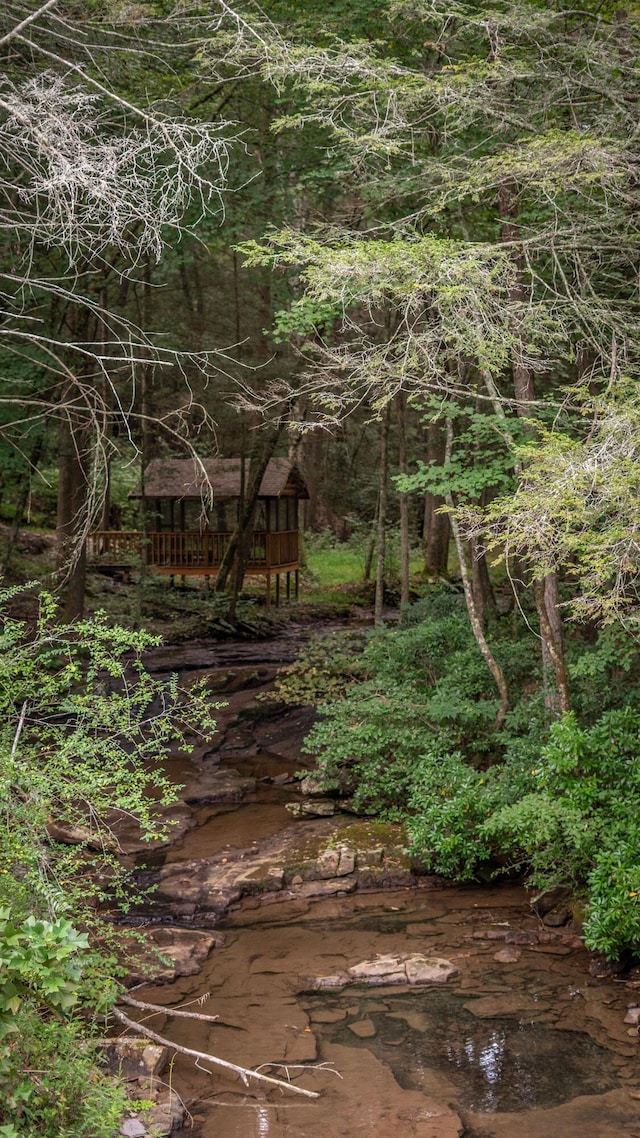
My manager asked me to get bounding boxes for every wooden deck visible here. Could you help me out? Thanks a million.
[87,529,300,604]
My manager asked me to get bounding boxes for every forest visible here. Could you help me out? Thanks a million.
[1,0,640,1134]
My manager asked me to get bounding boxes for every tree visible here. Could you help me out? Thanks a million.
[0,0,235,615]
[477,383,640,626]
[231,0,640,706]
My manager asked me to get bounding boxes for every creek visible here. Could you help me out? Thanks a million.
[121,628,640,1138]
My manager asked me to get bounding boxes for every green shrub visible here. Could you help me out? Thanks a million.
[0,586,217,1134]
[0,1012,127,1137]
[294,590,640,959]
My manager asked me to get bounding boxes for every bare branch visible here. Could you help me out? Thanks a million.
[0,0,58,47]
[111,1007,320,1100]
[118,993,221,1024]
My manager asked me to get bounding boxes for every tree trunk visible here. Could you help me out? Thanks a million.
[374,404,391,626]
[396,391,410,609]
[535,574,570,715]
[423,420,450,575]
[499,177,568,713]
[364,493,378,582]
[445,420,509,727]
[470,535,497,627]
[57,414,89,622]
[215,424,282,600]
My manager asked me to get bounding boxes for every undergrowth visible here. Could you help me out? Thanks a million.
[275,589,640,960]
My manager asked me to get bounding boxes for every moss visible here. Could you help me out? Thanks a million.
[337,820,407,850]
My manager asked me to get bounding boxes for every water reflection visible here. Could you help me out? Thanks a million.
[313,989,618,1113]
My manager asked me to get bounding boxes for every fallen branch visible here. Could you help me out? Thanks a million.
[111,1007,320,1100]
[118,993,220,1023]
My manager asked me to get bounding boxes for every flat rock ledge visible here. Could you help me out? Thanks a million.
[140,819,432,925]
[309,953,459,990]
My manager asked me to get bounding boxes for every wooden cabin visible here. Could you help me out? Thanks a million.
[87,456,309,605]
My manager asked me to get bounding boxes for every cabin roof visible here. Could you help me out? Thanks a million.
[130,456,309,500]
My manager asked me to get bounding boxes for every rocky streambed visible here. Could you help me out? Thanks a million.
[111,632,640,1138]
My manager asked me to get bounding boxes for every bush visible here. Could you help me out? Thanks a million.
[294,590,640,959]
[0,586,216,1134]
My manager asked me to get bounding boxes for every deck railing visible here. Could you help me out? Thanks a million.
[87,530,299,572]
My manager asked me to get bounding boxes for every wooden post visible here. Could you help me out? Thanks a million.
[275,572,280,607]
[266,573,272,609]
[295,568,299,599]
[286,571,291,601]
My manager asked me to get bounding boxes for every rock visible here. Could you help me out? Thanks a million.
[310,972,350,990]
[463,993,541,1018]
[589,953,628,978]
[530,884,572,917]
[543,907,572,927]
[143,646,219,672]
[348,956,407,985]
[46,819,116,852]
[291,874,303,886]
[120,1120,147,1138]
[219,727,258,755]
[348,954,459,986]
[285,799,336,817]
[349,1018,376,1038]
[299,776,328,796]
[200,667,270,694]
[272,772,293,786]
[199,669,235,692]
[309,1009,347,1024]
[253,706,316,761]
[264,865,285,889]
[625,1008,640,1025]
[505,930,539,945]
[141,1089,185,1137]
[317,849,341,878]
[103,1038,168,1081]
[493,946,522,964]
[126,927,216,984]
[405,956,460,985]
[297,878,356,899]
[106,803,194,855]
[337,846,356,876]
[470,928,509,941]
[182,768,256,805]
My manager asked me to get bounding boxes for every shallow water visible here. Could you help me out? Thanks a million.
[312,987,619,1112]
[136,880,640,1138]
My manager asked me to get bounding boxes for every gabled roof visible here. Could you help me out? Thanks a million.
[130,456,309,500]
